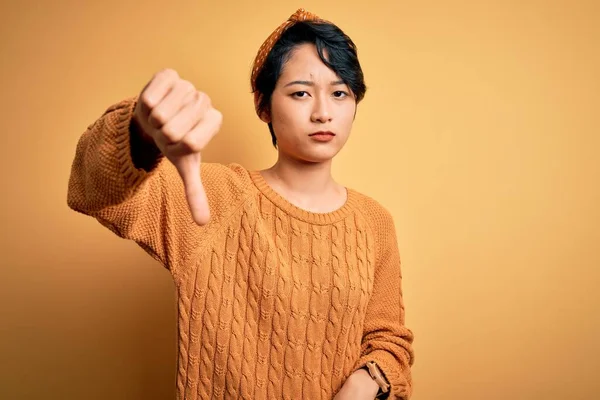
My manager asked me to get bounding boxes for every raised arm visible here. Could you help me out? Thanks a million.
[67,69,225,280]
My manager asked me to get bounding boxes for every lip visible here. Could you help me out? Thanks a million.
[309,131,336,136]
[309,131,336,143]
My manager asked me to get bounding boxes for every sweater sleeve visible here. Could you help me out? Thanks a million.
[67,96,250,282]
[355,206,415,399]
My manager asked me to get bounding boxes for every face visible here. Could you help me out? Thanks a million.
[259,43,357,164]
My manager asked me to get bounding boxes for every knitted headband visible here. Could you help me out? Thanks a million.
[250,8,327,95]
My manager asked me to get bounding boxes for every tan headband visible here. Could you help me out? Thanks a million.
[250,8,327,94]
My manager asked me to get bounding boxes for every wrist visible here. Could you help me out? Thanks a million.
[364,361,390,398]
[347,369,380,397]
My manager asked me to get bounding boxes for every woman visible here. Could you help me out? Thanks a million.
[67,8,414,400]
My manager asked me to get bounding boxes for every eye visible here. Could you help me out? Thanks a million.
[292,91,309,98]
[333,91,348,98]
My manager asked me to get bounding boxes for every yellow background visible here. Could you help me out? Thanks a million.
[1,0,599,399]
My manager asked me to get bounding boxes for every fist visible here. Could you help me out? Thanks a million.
[133,68,222,225]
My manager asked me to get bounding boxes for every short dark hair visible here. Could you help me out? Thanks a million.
[253,21,367,147]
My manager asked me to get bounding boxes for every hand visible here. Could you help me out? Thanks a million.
[133,68,222,225]
[334,368,380,400]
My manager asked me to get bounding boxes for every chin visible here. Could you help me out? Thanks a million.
[293,146,342,164]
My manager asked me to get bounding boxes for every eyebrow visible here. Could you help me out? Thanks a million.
[284,80,346,87]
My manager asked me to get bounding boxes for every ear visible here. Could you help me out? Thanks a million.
[254,92,271,123]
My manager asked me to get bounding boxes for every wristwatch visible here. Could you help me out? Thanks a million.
[364,361,390,398]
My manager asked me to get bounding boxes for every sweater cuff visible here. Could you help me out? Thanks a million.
[107,97,164,189]
[355,350,412,399]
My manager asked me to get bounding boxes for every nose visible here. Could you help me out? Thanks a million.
[311,96,332,123]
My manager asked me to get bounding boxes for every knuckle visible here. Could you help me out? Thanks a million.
[161,125,179,142]
[140,92,154,109]
[214,109,223,121]
[213,109,223,128]
[193,93,205,110]
[157,68,178,79]
[203,93,212,107]
[183,90,198,106]
[150,108,169,126]
[182,136,202,153]
[179,80,195,92]
[192,91,201,105]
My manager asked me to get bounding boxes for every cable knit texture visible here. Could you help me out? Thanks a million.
[67,97,415,399]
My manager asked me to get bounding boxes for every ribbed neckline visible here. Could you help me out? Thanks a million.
[248,169,359,225]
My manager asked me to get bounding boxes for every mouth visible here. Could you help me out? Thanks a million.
[309,131,336,137]
[309,131,336,143]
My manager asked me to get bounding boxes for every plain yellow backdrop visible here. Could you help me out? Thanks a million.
[1,1,599,399]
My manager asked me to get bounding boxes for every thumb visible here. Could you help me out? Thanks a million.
[175,154,210,226]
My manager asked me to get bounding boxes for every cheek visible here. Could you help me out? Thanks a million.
[339,105,356,132]
[271,102,304,134]
[272,106,292,126]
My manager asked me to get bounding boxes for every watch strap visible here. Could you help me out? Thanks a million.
[365,361,390,395]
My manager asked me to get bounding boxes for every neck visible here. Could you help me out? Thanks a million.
[265,153,338,196]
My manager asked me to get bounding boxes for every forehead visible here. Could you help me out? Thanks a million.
[279,43,338,79]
